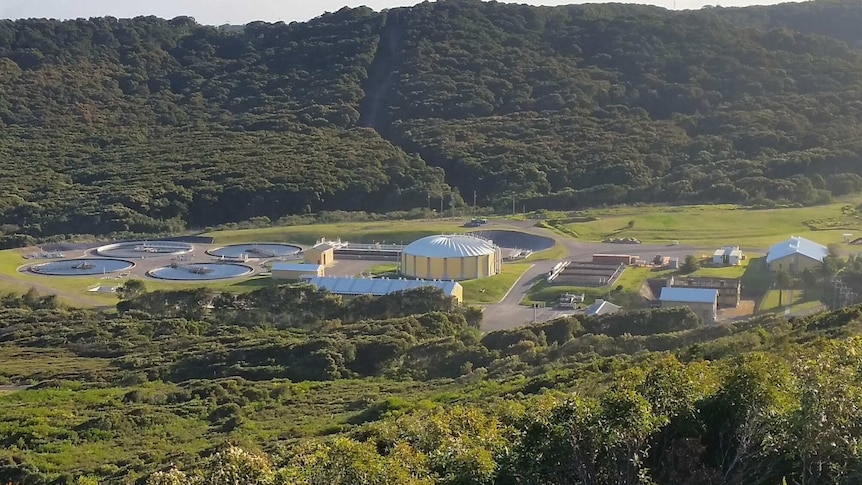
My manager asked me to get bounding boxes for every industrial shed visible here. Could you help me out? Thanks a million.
[302,276,463,303]
[766,236,828,273]
[401,235,501,280]
[303,242,335,266]
[271,263,324,280]
[660,287,718,323]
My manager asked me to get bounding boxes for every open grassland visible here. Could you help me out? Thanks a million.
[461,263,533,304]
[205,220,469,246]
[690,256,759,279]
[562,200,862,247]
[757,289,824,314]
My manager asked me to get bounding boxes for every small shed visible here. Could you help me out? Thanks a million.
[713,246,743,266]
[272,263,324,280]
[303,243,335,266]
[660,287,718,323]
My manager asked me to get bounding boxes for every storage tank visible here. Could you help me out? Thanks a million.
[401,234,502,280]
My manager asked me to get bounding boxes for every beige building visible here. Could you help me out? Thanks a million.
[271,263,324,280]
[766,236,828,273]
[303,243,335,266]
[401,234,501,281]
[659,287,718,323]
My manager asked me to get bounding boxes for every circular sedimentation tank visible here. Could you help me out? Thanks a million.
[29,258,135,276]
[96,241,194,259]
[208,243,301,260]
[147,262,252,281]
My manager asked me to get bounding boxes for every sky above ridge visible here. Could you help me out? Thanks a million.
[0,0,793,25]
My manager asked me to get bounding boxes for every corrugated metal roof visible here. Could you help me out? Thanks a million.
[302,276,460,296]
[766,236,828,264]
[660,287,718,304]
[403,235,498,258]
[272,263,322,272]
[585,299,621,316]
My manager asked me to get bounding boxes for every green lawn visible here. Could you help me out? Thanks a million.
[739,257,774,296]
[563,201,862,247]
[523,242,566,262]
[690,256,761,279]
[461,263,533,304]
[757,288,824,314]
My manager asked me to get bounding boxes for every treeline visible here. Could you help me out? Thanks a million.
[4,1,862,237]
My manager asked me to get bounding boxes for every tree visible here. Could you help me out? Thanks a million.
[117,279,147,300]
[680,255,700,274]
[774,270,792,307]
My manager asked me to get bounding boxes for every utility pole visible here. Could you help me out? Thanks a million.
[440,194,444,218]
[512,194,515,216]
[473,190,477,216]
[427,193,431,216]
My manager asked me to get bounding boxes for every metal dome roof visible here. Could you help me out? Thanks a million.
[403,235,499,258]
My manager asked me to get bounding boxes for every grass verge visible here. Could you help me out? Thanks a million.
[461,263,533,304]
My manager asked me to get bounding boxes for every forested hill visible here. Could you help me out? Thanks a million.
[3,1,862,238]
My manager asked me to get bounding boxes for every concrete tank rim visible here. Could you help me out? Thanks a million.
[146,262,254,281]
[27,257,137,276]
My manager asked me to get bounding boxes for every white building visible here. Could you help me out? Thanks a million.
[712,246,743,266]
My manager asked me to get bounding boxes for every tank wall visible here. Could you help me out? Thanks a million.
[401,250,501,280]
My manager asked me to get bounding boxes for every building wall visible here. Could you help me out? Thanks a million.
[400,253,498,280]
[661,300,716,323]
[593,254,637,265]
[450,284,464,303]
[272,267,324,280]
[768,253,821,273]
[304,247,334,266]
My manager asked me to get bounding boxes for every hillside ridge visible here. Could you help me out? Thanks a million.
[1,0,862,240]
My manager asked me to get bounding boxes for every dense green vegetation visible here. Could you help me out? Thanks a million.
[3,0,862,240]
[4,282,862,483]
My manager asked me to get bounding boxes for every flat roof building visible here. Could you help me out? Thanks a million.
[304,243,335,266]
[302,276,463,303]
[271,263,324,280]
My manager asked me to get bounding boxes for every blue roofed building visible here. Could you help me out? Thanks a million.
[660,287,718,323]
[766,236,828,273]
[301,276,463,303]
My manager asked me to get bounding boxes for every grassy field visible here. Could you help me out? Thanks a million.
[757,289,824,314]
[690,256,760,279]
[562,201,862,247]
[461,263,533,304]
